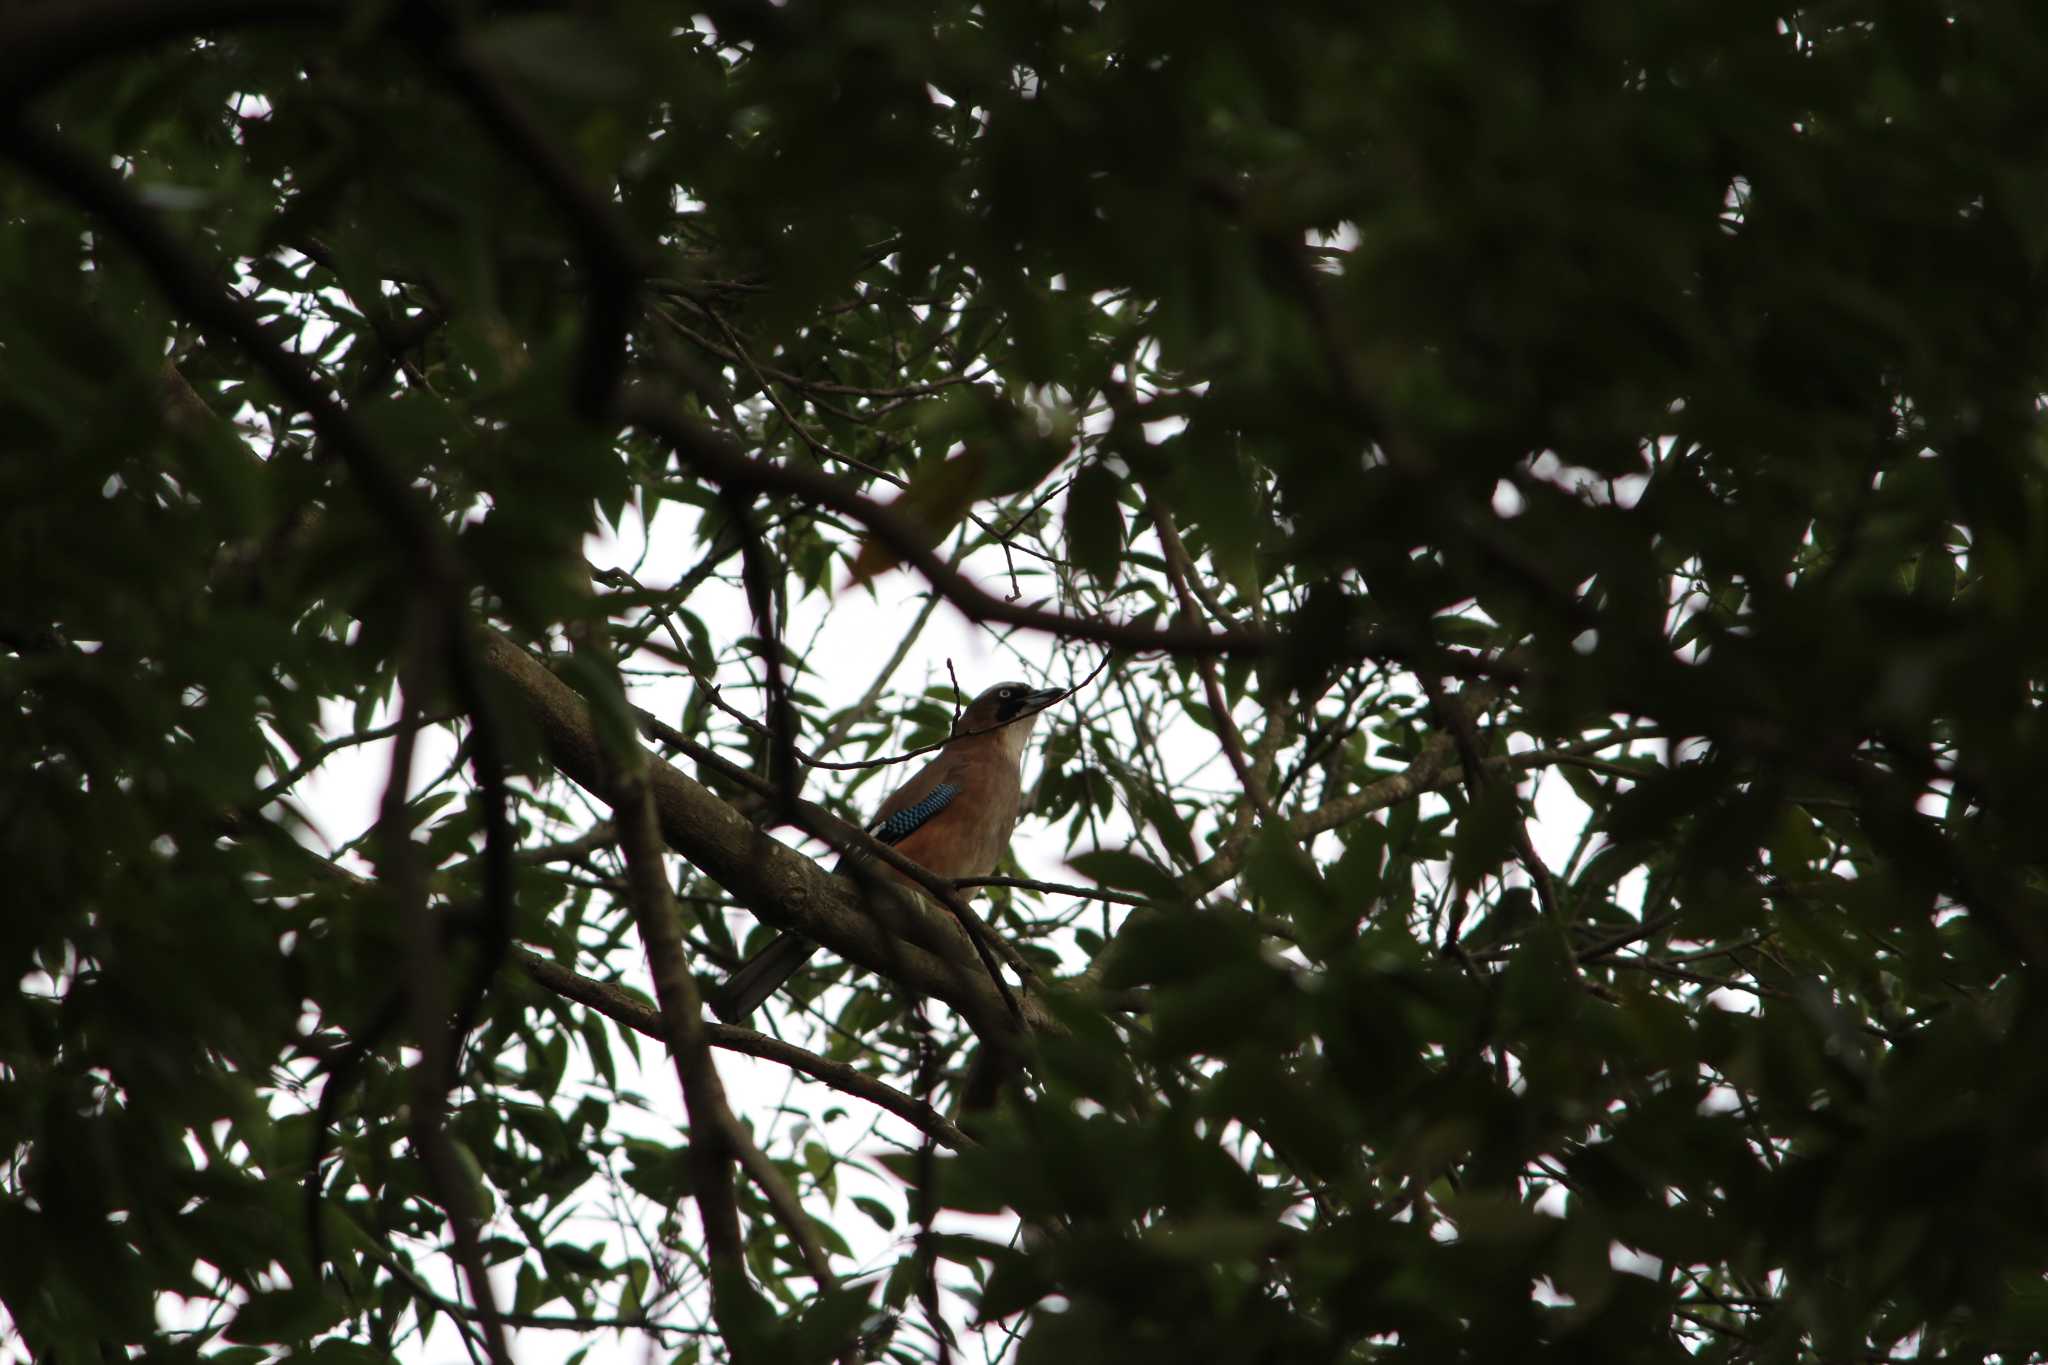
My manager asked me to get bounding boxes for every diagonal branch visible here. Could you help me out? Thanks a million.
[477,629,1055,1041]
[619,386,1267,658]
[603,724,839,1296]
[628,703,1039,1000]
[1146,492,1274,820]
[1173,679,1508,901]
[605,744,749,1286]
[514,947,971,1149]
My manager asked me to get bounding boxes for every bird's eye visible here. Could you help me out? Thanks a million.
[1000,687,1016,698]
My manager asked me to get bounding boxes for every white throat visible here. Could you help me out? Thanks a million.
[997,715,1036,766]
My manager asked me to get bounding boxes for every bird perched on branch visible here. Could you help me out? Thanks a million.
[712,680,1066,1023]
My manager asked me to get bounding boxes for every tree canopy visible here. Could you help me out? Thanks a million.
[8,1,2048,1361]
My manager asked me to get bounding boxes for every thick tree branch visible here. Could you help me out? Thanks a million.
[629,702,1041,999]
[477,629,1055,1041]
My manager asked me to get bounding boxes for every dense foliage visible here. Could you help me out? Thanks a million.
[9,1,2048,1361]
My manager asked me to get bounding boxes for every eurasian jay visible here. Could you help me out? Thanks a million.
[711,680,1066,1023]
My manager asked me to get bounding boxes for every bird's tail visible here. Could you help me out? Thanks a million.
[711,933,821,1023]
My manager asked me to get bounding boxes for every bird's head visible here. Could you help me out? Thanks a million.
[956,681,1066,739]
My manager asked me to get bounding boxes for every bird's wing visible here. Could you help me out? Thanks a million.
[870,781,959,845]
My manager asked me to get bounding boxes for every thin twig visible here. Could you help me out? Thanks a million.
[912,1008,956,1365]
[621,387,1266,657]
[1417,667,1569,963]
[722,492,800,802]
[811,591,943,759]
[514,947,972,1149]
[661,650,1057,773]
[1147,492,1273,819]
[251,715,421,805]
[952,875,1154,909]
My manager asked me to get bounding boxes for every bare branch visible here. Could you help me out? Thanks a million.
[811,590,942,759]
[476,628,1055,1040]
[631,703,1042,1000]
[620,387,1266,657]
[515,947,972,1149]
[953,875,1156,909]
[1146,492,1274,819]
[611,759,748,1259]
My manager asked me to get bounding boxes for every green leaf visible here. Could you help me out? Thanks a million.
[852,1195,896,1231]
[1063,461,1126,586]
[1067,848,1181,901]
[225,1285,347,1344]
[1450,784,1521,894]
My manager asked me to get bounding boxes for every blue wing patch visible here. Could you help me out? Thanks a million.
[873,782,959,845]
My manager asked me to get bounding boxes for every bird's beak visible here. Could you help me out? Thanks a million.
[1022,687,1067,716]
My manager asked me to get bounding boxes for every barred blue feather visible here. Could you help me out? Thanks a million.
[874,782,959,845]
